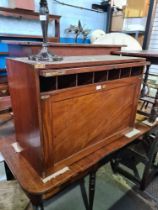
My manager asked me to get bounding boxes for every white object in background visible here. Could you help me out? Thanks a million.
[143,118,158,127]
[113,0,127,9]
[0,153,4,162]
[90,30,106,44]
[92,32,142,51]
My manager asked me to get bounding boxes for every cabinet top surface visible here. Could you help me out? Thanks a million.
[9,55,146,70]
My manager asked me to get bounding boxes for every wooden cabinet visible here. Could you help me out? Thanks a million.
[7,55,146,178]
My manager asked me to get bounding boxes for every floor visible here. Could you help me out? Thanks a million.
[1,163,157,210]
[0,115,158,210]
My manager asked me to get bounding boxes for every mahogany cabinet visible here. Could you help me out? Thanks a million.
[7,55,146,178]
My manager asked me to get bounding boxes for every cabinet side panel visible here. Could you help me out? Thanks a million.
[7,60,44,177]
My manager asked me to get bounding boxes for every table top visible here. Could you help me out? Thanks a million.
[113,50,158,58]
[9,55,146,70]
[2,40,124,48]
[1,121,156,200]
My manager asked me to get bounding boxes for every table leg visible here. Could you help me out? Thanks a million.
[28,194,44,210]
[4,162,14,180]
[80,179,89,210]
[149,88,158,122]
[89,171,96,210]
[32,205,44,210]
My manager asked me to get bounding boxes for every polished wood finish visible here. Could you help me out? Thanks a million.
[0,7,61,42]
[7,55,146,178]
[7,60,43,175]
[3,41,123,57]
[0,73,10,113]
[1,122,155,197]
[113,50,158,64]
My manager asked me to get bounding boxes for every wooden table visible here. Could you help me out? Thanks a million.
[113,50,158,64]
[1,121,157,210]
[2,41,123,57]
[3,51,147,209]
[113,50,158,123]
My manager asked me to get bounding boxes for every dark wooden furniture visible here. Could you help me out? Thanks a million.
[113,50,158,64]
[111,124,158,190]
[0,96,11,113]
[0,7,61,42]
[111,50,158,190]
[7,55,146,178]
[3,41,123,57]
[0,70,11,116]
[113,50,158,123]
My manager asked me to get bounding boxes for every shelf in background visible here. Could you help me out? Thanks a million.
[0,52,9,55]
[0,33,58,42]
[0,7,61,42]
[0,7,61,21]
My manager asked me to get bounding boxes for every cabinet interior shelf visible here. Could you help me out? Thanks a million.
[40,66,143,93]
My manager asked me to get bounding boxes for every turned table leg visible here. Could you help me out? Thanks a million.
[149,88,158,122]
[80,179,89,210]
[89,171,96,210]
[141,65,150,98]
[4,162,14,180]
[80,171,97,210]
[28,194,44,210]
[32,205,44,210]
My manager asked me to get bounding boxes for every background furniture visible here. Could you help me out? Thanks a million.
[111,49,158,190]
[3,41,123,57]
[113,50,158,122]
[0,7,61,42]
[111,126,158,190]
